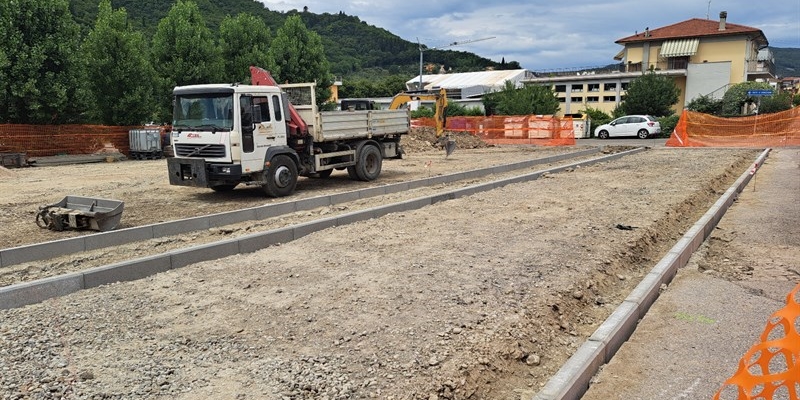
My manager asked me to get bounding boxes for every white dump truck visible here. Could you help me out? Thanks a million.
[167,67,409,197]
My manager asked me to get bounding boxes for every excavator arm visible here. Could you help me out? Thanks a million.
[389,88,455,156]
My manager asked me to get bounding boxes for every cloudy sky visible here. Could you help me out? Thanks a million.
[257,0,799,71]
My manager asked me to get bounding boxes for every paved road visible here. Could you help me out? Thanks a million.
[582,148,800,399]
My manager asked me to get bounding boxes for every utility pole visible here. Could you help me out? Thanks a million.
[417,37,495,92]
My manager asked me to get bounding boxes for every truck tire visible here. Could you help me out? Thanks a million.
[263,154,298,197]
[354,144,382,181]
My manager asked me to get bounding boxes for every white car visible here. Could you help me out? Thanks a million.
[594,115,661,139]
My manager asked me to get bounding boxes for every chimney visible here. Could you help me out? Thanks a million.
[719,11,727,31]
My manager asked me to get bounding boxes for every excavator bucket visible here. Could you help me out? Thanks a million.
[443,136,456,157]
[36,196,124,232]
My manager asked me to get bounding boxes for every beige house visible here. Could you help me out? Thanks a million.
[524,12,774,116]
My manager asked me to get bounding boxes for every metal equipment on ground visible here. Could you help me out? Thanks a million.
[36,196,124,232]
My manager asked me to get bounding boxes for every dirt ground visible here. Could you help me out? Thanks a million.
[0,130,761,399]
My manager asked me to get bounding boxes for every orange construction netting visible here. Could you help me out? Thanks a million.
[666,107,800,147]
[413,115,576,146]
[0,124,154,157]
[714,283,800,400]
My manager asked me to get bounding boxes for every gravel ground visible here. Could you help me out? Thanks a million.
[0,133,763,399]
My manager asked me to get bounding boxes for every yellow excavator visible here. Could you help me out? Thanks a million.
[341,88,455,156]
[388,88,455,157]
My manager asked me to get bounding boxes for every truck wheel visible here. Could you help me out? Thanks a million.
[263,154,298,197]
[354,145,382,181]
[347,166,359,180]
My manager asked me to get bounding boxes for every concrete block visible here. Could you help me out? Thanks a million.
[255,201,296,219]
[293,217,338,240]
[83,254,172,288]
[451,185,483,199]
[153,217,209,237]
[237,227,294,254]
[372,198,430,218]
[426,175,450,186]
[461,169,484,180]
[625,271,664,319]
[1,238,86,268]
[329,190,361,204]
[85,226,153,251]
[430,192,456,205]
[358,186,387,199]
[0,272,84,310]
[208,208,257,227]
[296,195,331,212]
[384,182,410,196]
[589,300,640,363]
[170,238,240,269]
[337,210,374,226]
[405,178,429,190]
[534,340,605,400]
[652,252,680,284]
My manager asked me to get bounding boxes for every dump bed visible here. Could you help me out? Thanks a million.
[279,82,409,143]
[313,109,409,142]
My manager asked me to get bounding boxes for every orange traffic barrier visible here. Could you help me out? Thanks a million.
[414,115,576,146]
[667,108,800,147]
[714,283,800,400]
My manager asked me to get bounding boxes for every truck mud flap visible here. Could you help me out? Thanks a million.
[167,158,209,187]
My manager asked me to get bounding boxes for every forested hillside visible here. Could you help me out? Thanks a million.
[67,0,510,76]
[771,47,800,77]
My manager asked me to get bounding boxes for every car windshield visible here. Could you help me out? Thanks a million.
[173,94,234,132]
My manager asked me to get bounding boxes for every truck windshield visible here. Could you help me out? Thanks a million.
[173,94,234,132]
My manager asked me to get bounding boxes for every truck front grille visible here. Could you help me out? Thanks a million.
[174,144,226,158]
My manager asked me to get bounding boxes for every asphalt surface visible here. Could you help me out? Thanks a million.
[582,147,800,399]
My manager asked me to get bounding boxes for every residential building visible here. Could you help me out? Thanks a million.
[523,12,774,116]
[406,69,535,99]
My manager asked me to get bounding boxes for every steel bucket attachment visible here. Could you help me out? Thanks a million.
[438,135,456,158]
[36,196,124,232]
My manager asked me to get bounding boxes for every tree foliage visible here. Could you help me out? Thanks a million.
[151,0,224,121]
[580,106,612,135]
[219,13,278,83]
[757,91,793,114]
[0,0,90,123]
[720,81,772,116]
[82,0,156,125]
[620,71,680,117]
[686,95,724,115]
[271,15,332,105]
[482,81,559,116]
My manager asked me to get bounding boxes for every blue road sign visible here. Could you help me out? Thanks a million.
[747,89,774,97]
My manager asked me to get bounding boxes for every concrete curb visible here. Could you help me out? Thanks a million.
[0,148,601,269]
[532,148,771,400]
[0,148,644,310]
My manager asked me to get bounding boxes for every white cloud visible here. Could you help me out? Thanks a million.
[258,0,799,70]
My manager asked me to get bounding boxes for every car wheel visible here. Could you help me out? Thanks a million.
[598,130,609,139]
[637,129,649,139]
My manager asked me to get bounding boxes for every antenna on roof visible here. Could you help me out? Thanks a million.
[706,0,711,19]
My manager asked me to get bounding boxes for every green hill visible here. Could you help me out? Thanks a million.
[68,0,513,77]
[771,47,800,78]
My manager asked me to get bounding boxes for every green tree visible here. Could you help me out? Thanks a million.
[580,106,612,135]
[82,0,157,125]
[720,81,772,116]
[483,81,559,116]
[686,94,724,115]
[0,0,90,123]
[151,0,224,121]
[756,91,792,114]
[219,13,278,83]
[620,71,680,117]
[271,15,332,105]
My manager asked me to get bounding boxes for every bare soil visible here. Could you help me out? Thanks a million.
[0,130,760,399]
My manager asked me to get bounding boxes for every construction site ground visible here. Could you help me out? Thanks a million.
[0,129,793,400]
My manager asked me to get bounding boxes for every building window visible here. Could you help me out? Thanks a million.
[621,82,630,90]
[667,56,689,69]
[587,84,600,92]
[571,85,584,92]
[627,62,642,72]
[558,97,566,103]
[603,96,616,102]
[571,97,583,103]
[604,83,617,91]
[586,96,599,102]
[554,85,566,93]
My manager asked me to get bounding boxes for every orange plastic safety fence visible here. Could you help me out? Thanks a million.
[713,283,800,400]
[666,108,800,147]
[413,115,576,146]
[0,124,138,157]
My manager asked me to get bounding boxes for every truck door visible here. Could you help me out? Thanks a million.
[240,94,287,174]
